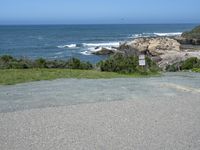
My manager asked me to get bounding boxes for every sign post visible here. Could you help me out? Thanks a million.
[139,54,146,66]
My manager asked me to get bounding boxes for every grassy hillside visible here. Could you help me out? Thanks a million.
[182,25,200,39]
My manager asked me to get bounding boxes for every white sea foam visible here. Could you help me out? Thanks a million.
[83,42,120,48]
[130,33,155,39]
[87,47,101,52]
[57,45,68,48]
[58,42,120,56]
[58,42,119,49]
[82,42,119,55]
[67,44,77,48]
[131,34,151,38]
[57,42,120,50]
[133,34,143,38]
[153,32,182,36]
[80,51,91,56]
[130,32,182,39]
[57,44,77,49]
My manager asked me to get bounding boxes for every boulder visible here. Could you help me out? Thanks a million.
[151,56,162,63]
[148,37,180,56]
[118,42,141,56]
[122,37,180,56]
[92,48,115,55]
[125,38,149,52]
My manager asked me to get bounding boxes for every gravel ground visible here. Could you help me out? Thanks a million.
[0,72,200,150]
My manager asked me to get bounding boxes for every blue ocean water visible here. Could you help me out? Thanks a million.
[0,24,197,63]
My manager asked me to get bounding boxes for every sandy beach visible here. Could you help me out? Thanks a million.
[0,72,200,150]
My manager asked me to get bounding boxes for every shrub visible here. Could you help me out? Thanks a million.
[34,58,47,68]
[0,55,15,63]
[67,58,81,69]
[166,64,179,72]
[46,60,66,69]
[182,25,200,39]
[192,68,200,72]
[17,59,33,69]
[66,58,93,70]
[181,57,199,70]
[80,61,93,70]
[145,57,160,72]
[98,53,138,74]
[166,57,200,72]
[98,53,159,74]
[0,55,93,70]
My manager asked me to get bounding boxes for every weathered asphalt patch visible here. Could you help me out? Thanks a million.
[0,72,200,150]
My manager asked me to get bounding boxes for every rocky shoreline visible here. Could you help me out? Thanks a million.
[93,25,200,70]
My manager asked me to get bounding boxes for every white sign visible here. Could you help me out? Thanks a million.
[139,59,146,66]
[139,54,146,66]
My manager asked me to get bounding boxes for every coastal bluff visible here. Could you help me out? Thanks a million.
[176,25,200,45]
[93,25,200,70]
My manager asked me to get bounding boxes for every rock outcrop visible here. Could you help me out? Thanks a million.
[124,37,180,56]
[118,37,200,70]
[92,25,200,70]
[175,36,200,45]
[119,37,190,70]
[91,47,115,55]
[176,25,200,45]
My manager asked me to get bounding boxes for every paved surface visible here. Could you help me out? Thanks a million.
[0,72,200,150]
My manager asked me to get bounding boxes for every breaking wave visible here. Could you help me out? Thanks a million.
[153,32,182,36]
[57,44,78,49]
[57,42,120,55]
[131,32,182,38]
[57,32,182,56]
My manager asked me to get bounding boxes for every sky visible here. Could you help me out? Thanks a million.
[0,0,200,25]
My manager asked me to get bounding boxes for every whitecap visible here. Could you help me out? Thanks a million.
[78,42,120,56]
[132,34,144,38]
[80,51,92,56]
[67,44,77,48]
[87,47,100,52]
[57,44,77,49]
[83,42,120,48]
[153,32,182,36]
[130,32,182,38]
[57,45,68,48]
[58,41,120,56]
[130,33,152,39]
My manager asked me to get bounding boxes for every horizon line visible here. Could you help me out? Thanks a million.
[0,23,199,26]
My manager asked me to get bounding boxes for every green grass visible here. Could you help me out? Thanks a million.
[0,69,159,85]
[192,68,200,72]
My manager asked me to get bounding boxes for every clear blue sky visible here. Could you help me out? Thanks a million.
[0,0,199,24]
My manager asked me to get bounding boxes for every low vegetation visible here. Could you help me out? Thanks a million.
[0,55,93,70]
[0,55,160,85]
[0,54,159,74]
[97,53,160,74]
[166,57,200,72]
[0,69,159,85]
[192,68,200,73]
[182,25,200,39]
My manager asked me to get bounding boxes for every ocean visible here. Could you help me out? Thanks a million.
[0,24,197,63]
